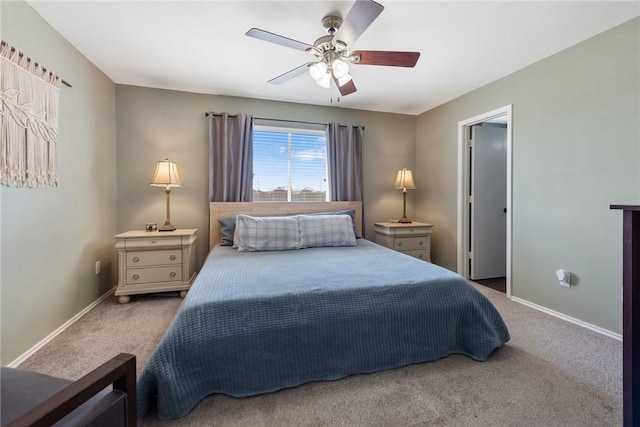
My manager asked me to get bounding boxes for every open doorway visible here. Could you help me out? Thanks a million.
[457,105,512,297]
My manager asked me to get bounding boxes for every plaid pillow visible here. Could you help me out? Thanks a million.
[298,214,357,248]
[235,214,300,252]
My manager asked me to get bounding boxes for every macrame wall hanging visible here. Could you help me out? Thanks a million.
[1,41,68,188]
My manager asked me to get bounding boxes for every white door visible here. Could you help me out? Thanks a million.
[470,125,507,280]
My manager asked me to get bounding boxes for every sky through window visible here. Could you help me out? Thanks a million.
[253,128,328,201]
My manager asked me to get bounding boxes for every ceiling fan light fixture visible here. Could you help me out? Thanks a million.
[331,59,350,79]
[309,62,327,81]
[334,40,348,51]
[316,73,331,88]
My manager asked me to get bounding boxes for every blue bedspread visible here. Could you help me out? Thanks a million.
[137,239,509,419]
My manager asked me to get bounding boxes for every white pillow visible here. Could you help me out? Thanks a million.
[235,214,300,252]
[297,214,357,248]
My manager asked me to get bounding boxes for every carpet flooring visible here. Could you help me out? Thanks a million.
[17,283,622,426]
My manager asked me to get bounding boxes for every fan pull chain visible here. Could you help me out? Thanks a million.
[329,81,341,104]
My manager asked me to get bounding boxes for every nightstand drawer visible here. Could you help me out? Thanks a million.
[127,250,182,267]
[126,266,183,285]
[384,226,427,237]
[403,249,428,261]
[394,236,427,251]
[125,237,183,249]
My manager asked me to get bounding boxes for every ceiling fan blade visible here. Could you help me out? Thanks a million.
[246,28,313,52]
[268,63,314,85]
[351,50,420,67]
[333,0,384,48]
[333,75,358,96]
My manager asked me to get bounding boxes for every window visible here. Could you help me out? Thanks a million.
[252,123,328,202]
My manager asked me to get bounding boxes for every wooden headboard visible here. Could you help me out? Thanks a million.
[209,201,363,249]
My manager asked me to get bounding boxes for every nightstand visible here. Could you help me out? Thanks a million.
[374,221,433,262]
[114,229,198,303]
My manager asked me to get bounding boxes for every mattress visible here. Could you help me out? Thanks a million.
[137,239,510,419]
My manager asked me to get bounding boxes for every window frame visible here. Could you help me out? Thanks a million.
[252,122,329,202]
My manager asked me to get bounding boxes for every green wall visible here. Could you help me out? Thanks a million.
[0,1,117,365]
[416,17,640,334]
[115,86,417,267]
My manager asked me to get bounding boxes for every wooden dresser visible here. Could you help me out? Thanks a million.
[374,221,433,262]
[114,229,197,303]
[610,205,639,427]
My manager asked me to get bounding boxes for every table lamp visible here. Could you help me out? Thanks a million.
[150,159,181,231]
[395,168,416,223]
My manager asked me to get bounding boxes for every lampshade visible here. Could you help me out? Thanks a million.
[331,59,350,79]
[150,159,182,188]
[309,59,351,89]
[394,168,416,190]
[315,73,331,88]
[309,62,327,81]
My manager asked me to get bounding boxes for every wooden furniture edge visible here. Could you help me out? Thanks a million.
[209,201,363,249]
[610,204,640,427]
[5,353,137,427]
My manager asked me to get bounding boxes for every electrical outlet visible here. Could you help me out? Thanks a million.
[95,261,101,275]
[556,269,570,287]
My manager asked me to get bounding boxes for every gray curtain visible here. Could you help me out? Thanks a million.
[326,122,363,201]
[208,113,254,202]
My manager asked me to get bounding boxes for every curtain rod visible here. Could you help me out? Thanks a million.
[205,112,325,127]
[204,113,364,130]
[1,41,72,88]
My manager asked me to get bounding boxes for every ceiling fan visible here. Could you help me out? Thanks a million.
[245,0,420,97]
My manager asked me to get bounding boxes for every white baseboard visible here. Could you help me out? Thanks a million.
[8,287,116,368]
[510,296,622,341]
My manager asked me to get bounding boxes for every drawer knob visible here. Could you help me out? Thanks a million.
[132,274,140,280]
[132,256,140,263]
[419,241,424,246]
[151,240,156,244]
[170,255,176,261]
[418,253,424,258]
[169,272,177,278]
[397,242,402,247]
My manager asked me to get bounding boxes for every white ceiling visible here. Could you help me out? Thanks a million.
[27,1,640,116]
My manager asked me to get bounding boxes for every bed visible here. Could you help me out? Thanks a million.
[137,202,510,420]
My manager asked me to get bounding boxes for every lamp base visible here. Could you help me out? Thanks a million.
[398,217,412,224]
[158,221,176,232]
